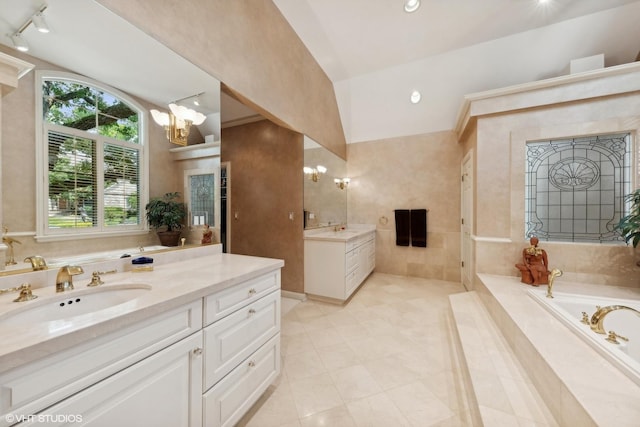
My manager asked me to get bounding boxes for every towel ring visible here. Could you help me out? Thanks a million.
[379,216,389,225]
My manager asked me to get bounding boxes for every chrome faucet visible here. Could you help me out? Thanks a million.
[545,268,563,298]
[590,305,640,334]
[24,255,48,271]
[56,265,84,292]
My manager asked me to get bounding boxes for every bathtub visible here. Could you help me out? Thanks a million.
[529,289,640,387]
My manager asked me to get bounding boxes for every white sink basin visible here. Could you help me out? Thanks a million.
[0,284,152,326]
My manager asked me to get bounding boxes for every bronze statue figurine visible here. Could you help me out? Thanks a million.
[515,237,551,286]
[201,224,213,244]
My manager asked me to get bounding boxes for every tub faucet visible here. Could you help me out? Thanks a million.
[545,268,563,298]
[590,305,640,334]
[56,265,84,292]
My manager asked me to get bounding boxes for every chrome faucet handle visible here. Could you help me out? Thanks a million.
[87,269,117,287]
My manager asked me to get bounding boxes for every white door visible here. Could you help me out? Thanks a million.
[23,332,203,427]
[461,151,473,290]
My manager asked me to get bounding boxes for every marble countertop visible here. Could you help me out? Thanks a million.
[303,224,376,242]
[0,247,283,374]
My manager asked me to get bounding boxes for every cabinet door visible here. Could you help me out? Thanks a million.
[1,301,202,423]
[18,333,203,427]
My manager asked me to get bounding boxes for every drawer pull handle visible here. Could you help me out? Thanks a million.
[248,360,256,368]
[248,308,256,315]
[192,347,203,356]
[248,288,257,296]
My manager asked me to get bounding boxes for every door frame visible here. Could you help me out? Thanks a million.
[461,149,474,291]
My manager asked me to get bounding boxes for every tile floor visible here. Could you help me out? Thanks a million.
[238,273,473,427]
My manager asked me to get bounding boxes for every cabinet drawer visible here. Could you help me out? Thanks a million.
[0,301,202,425]
[346,267,359,293]
[204,270,280,325]
[203,335,280,427]
[203,290,280,390]
[345,247,359,273]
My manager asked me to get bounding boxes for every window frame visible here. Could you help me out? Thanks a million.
[35,70,149,242]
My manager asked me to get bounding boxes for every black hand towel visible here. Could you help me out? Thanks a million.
[394,209,410,246]
[410,209,427,247]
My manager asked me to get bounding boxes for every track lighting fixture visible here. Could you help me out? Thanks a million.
[8,5,51,53]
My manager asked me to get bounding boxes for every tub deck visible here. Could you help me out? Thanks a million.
[454,275,640,426]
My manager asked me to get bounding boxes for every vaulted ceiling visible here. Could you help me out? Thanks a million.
[274,0,640,142]
[1,0,639,143]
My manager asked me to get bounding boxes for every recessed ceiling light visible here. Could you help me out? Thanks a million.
[404,0,420,13]
[410,90,421,104]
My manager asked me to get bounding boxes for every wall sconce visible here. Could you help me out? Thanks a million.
[303,165,327,182]
[334,178,350,189]
[150,103,206,146]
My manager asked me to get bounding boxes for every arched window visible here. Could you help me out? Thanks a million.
[35,71,148,241]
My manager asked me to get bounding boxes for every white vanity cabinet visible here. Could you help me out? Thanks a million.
[305,230,375,301]
[0,264,283,427]
[1,301,203,427]
[202,270,281,427]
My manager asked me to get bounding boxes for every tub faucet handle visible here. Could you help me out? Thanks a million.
[605,331,629,345]
[580,312,590,325]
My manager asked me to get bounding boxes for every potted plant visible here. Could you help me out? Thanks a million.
[616,189,640,266]
[145,192,186,246]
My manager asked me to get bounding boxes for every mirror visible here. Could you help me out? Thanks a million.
[0,0,223,273]
[0,0,222,141]
[303,136,347,229]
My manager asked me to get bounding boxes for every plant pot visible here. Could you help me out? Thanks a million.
[156,230,182,247]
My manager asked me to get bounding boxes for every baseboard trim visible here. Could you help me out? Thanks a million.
[281,290,307,301]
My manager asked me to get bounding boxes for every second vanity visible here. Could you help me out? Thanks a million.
[304,224,376,302]
[0,245,283,427]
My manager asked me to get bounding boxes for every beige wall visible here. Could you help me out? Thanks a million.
[221,120,304,293]
[347,131,463,281]
[463,67,640,288]
[0,46,181,262]
[97,0,346,159]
